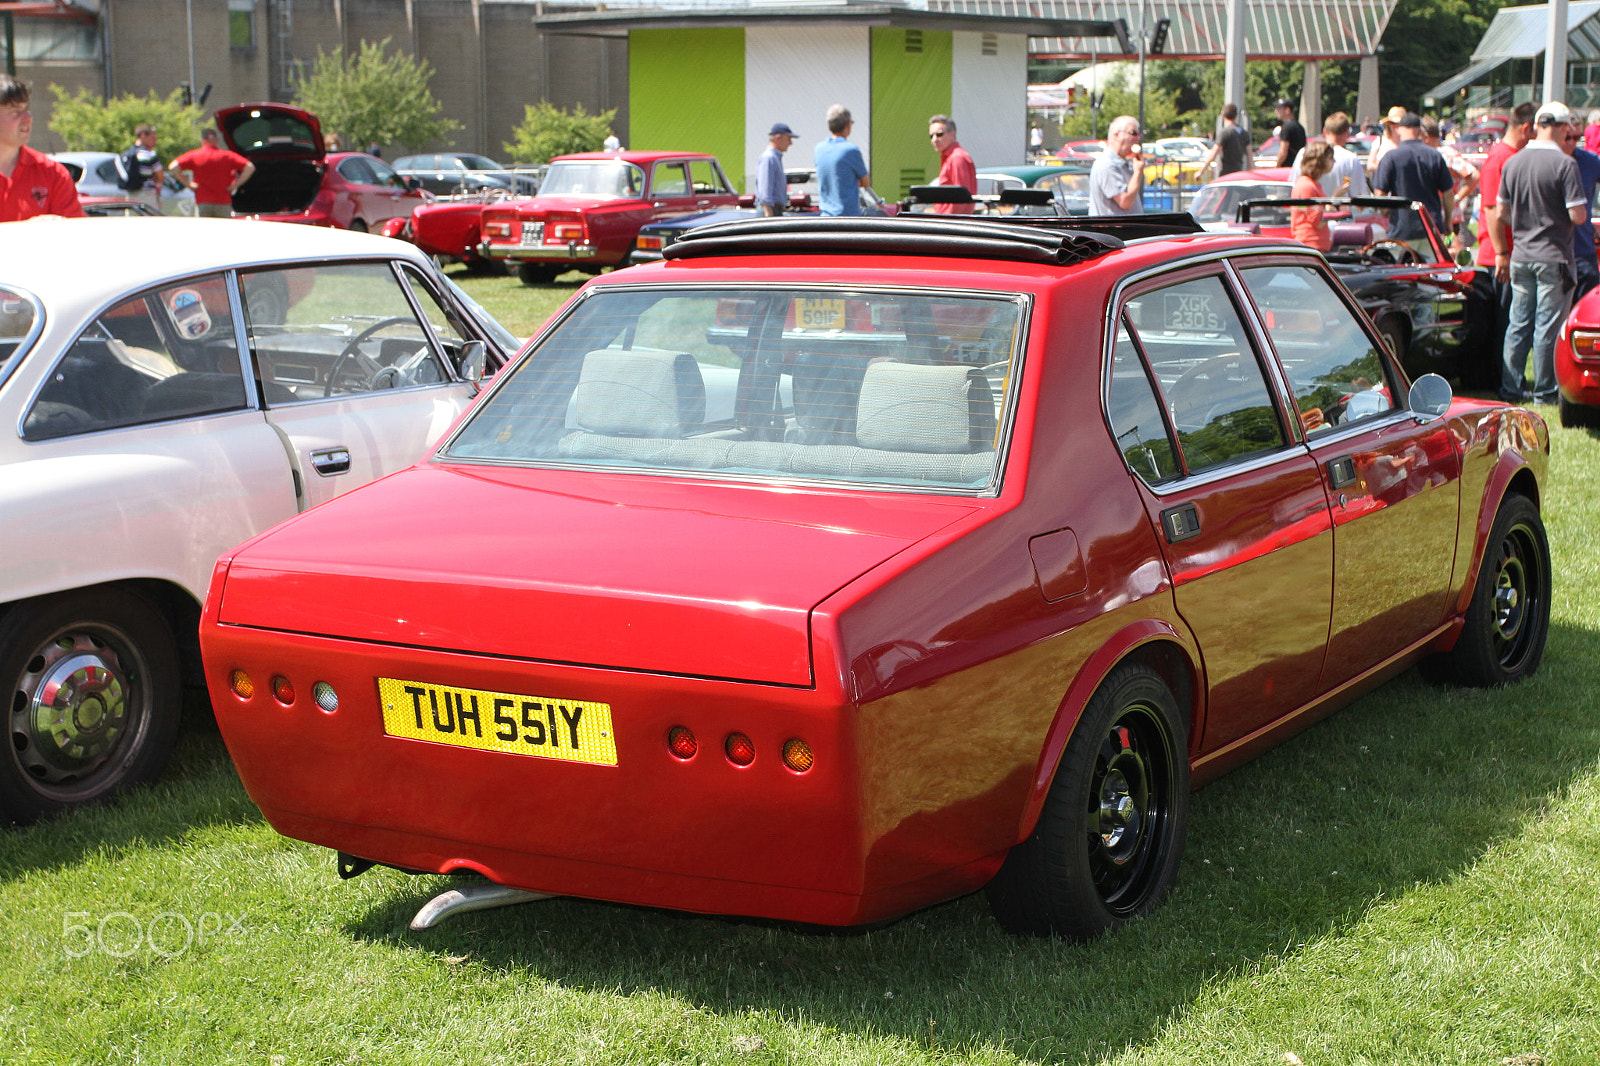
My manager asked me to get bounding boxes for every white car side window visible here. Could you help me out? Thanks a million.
[240,262,449,402]
[24,275,249,441]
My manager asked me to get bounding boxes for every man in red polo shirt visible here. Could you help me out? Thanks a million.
[0,75,84,222]
[928,114,977,215]
[169,127,255,218]
[1477,102,1537,378]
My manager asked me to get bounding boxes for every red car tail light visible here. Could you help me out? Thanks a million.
[636,235,663,251]
[483,219,513,239]
[1571,330,1600,361]
[724,732,755,766]
[667,726,698,760]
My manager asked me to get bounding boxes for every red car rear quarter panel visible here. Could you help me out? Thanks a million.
[215,463,973,686]
[820,272,1185,892]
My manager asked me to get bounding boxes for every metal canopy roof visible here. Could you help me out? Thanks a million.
[1424,1,1600,98]
[536,0,1134,47]
[939,0,1395,60]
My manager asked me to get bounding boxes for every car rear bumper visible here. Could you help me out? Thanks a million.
[480,241,604,262]
[202,621,1004,925]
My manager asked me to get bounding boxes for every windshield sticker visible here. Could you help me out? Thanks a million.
[166,288,213,339]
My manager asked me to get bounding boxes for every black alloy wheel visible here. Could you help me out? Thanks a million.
[986,660,1189,940]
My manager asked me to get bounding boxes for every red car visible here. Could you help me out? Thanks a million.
[202,214,1551,940]
[1555,286,1600,426]
[215,103,431,231]
[479,150,741,284]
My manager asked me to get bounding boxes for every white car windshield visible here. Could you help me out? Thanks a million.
[1190,182,1291,225]
[539,161,644,198]
[442,286,1025,493]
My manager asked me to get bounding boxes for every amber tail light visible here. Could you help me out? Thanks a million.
[546,217,586,243]
[483,219,513,239]
[229,670,254,699]
[782,739,814,773]
[1571,330,1600,361]
[636,235,664,251]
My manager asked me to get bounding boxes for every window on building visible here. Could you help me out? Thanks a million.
[230,0,256,49]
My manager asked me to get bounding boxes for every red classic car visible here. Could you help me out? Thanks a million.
[1555,285,1600,426]
[202,214,1551,940]
[215,103,431,231]
[479,150,740,284]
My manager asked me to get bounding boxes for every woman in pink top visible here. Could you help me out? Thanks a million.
[1290,143,1335,251]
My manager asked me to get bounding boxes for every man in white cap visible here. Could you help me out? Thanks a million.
[1491,101,1587,404]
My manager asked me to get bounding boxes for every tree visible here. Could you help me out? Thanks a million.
[47,86,204,159]
[1057,71,1185,139]
[502,102,616,164]
[293,38,459,152]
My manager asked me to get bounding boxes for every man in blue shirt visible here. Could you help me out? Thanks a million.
[1566,123,1600,299]
[814,105,868,217]
[755,122,794,217]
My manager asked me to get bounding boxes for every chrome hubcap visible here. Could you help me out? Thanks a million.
[14,634,129,781]
[1097,768,1141,855]
[1494,556,1525,641]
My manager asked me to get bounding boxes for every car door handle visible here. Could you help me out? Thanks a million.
[1159,502,1201,543]
[1327,454,1359,490]
[310,447,351,476]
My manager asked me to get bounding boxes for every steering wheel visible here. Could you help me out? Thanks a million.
[1168,352,1243,429]
[323,316,420,397]
[1361,239,1421,265]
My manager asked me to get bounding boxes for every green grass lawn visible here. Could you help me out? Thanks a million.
[4,304,1599,1063]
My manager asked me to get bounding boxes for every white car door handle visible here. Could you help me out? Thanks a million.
[310,447,351,476]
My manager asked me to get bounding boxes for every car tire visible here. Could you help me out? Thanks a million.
[1419,493,1549,687]
[1558,394,1597,428]
[1376,318,1407,364]
[0,588,182,825]
[985,660,1189,940]
[518,263,558,286]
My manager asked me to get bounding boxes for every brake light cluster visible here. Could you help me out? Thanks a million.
[543,214,586,244]
[229,670,339,715]
[636,234,664,252]
[665,725,813,772]
[483,217,515,240]
[1571,330,1600,362]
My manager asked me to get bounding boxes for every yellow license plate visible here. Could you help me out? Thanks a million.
[793,297,845,330]
[378,677,617,766]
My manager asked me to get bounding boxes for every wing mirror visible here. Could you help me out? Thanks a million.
[458,340,487,392]
[1407,373,1453,422]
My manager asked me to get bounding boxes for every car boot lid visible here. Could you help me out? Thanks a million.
[214,463,978,686]
[214,103,325,162]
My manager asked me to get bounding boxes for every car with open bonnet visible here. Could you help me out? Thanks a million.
[0,217,513,826]
[201,213,1551,939]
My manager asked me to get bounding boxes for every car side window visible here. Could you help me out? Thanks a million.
[24,275,248,441]
[1106,318,1180,484]
[338,157,376,184]
[240,262,450,403]
[1236,263,1397,433]
[368,158,402,186]
[1123,274,1287,475]
[653,162,690,196]
[689,160,729,195]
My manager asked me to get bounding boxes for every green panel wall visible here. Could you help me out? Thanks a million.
[629,28,746,189]
[870,27,952,200]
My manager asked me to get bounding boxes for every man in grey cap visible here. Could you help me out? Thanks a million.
[755,122,794,217]
[1491,100,1587,403]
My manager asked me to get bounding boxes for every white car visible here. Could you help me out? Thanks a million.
[51,151,198,217]
[0,218,514,825]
